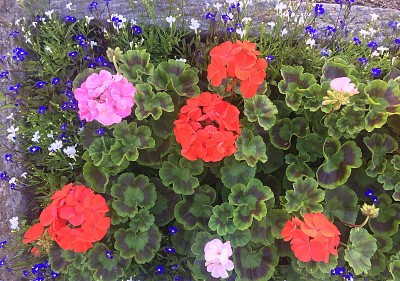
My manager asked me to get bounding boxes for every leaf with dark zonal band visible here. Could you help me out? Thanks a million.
[221,156,256,189]
[223,229,251,248]
[119,49,154,83]
[208,203,236,235]
[244,95,278,130]
[285,154,314,182]
[234,128,267,167]
[295,133,324,162]
[316,137,362,189]
[320,61,352,82]
[269,117,309,150]
[324,185,359,224]
[368,193,400,236]
[251,210,290,246]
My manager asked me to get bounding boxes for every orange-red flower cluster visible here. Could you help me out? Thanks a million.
[173,92,241,162]
[207,40,267,98]
[23,183,110,253]
[281,213,340,263]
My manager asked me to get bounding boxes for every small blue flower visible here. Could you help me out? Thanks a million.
[80,120,87,128]
[206,12,215,20]
[88,62,97,68]
[358,57,368,66]
[364,189,374,197]
[221,14,232,21]
[0,257,5,266]
[75,34,86,41]
[61,102,69,111]
[165,246,175,254]
[105,250,113,259]
[89,1,99,12]
[155,265,165,275]
[51,270,60,278]
[0,240,6,248]
[227,27,235,33]
[171,264,179,271]
[52,77,60,84]
[396,38,400,44]
[132,25,142,35]
[104,0,111,6]
[388,21,398,30]
[266,55,275,62]
[33,277,45,281]
[0,71,9,79]
[314,4,325,15]
[320,48,329,57]
[63,16,77,23]
[36,81,47,88]
[353,37,361,45]
[169,226,178,235]
[38,105,47,114]
[367,41,378,49]
[371,67,381,77]
[29,146,41,154]
[97,128,105,136]
[0,171,8,180]
[23,270,28,277]
[65,80,73,88]
[9,82,20,93]
[371,195,379,204]
[326,25,336,33]
[68,51,78,59]
[4,154,12,162]
[305,26,318,36]
[174,276,184,281]
[61,123,67,131]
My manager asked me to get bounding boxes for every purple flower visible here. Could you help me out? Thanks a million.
[0,71,9,79]
[222,14,232,21]
[0,172,8,180]
[364,189,374,197]
[367,41,378,49]
[320,48,329,57]
[9,83,20,93]
[0,240,6,248]
[314,4,325,15]
[371,195,379,204]
[326,25,336,33]
[105,251,113,259]
[227,27,235,33]
[132,25,142,35]
[371,67,381,77]
[68,51,78,59]
[104,0,111,6]
[266,55,275,62]
[97,128,105,136]
[206,12,215,20]
[36,81,47,88]
[64,16,76,23]
[75,34,86,41]
[388,21,398,30]
[52,77,60,84]
[38,105,47,114]
[165,246,175,254]
[353,37,361,45]
[155,265,165,275]
[61,123,67,131]
[168,226,178,235]
[4,154,12,162]
[395,38,400,44]
[29,146,41,154]
[358,57,368,66]
[89,1,98,12]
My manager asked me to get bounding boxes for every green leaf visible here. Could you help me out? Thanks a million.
[114,225,161,263]
[285,177,324,215]
[251,209,290,246]
[223,229,251,247]
[229,179,274,230]
[234,128,267,167]
[129,209,155,232]
[365,80,400,132]
[363,133,398,177]
[82,161,109,193]
[285,154,314,182]
[175,184,216,230]
[171,223,198,257]
[134,83,174,120]
[374,233,393,253]
[111,173,157,218]
[48,244,72,273]
[377,164,400,191]
[389,253,400,280]
[336,106,365,138]
[324,185,359,224]
[119,49,154,83]
[234,245,279,281]
[316,137,362,189]
[344,228,377,275]
[209,203,236,235]
[244,95,278,130]
[269,117,309,150]
[295,254,338,279]
[159,156,204,195]
[295,133,324,162]
[220,156,257,189]
[321,61,351,82]
[368,251,387,277]
[369,194,400,236]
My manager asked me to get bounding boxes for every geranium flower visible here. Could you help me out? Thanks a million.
[330,77,359,95]
[174,92,241,162]
[73,70,136,126]
[281,213,340,263]
[204,239,234,279]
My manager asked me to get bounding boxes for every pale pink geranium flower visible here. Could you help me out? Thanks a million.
[204,239,234,279]
[330,77,359,95]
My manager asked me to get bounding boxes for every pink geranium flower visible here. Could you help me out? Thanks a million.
[204,239,234,279]
[330,77,359,95]
[74,70,136,126]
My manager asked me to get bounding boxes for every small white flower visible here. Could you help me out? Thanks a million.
[9,216,19,230]
[297,15,305,25]
[166,16,176,28]
[370,13,378,21]
[281,28,288,36]
[267,21,276,29]
[225,0,236,3]
[45,46,53,53]
[306,38,316,48]
[359,29,369,39]
[90,41,98,48]
[129,41,134,49]
[31,22,37,27]
[368,27,376,37]
[47,131,54,139]
[66,2,73,10]
[371,50,379,57]
[131,19,137,26]
[236,28,245,38]
[63,145,77,159]
[376,46,388,55]
[274,2,287,16]
[85,15,94,25]
[45,10,54,19]
[21,172,27,179]
[15,18,22,25]
[109,14,127,30]
[213,2,222,10]
[7,125,19,141]
[6,113,14,119]
[31,131,40,142]
[9,177,16,185]
[392,57,396,66]
[189,18,200,34]
[48,140,63,152]
[176,58,187,62]
[241,17,252,24]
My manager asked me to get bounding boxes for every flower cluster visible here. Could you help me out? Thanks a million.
[73,70,136,126]
[281,213,340,263]
[322,77,359,110]
[207,40,267,98]
[22,183,110,253]
[204,239,234,279]
[173,92,241,162]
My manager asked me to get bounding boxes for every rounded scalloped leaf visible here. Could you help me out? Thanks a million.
[389,253,400,280]
[129,209,155,232]
[377,164,400,191]
[87,243,128,281]
[191,231,221,260]
[82,161,109,193]
[221,156,257,189]
[67,266,94,281]
[336,106,365,138]
[374,233,393,253]
[175,184,216,230]
[150,111,177,139]
[134,83,174,120]
[48,244,72,273]
[285,154,314,182]
[365,80,400,132]
[119,49,154,83]
[260,142,284,173]
[234,128,267,167]
[114,225,161,263]
[324,185,359,224]
[223,229,251,247]
[234,245,279,281]
[229,179,274,230]
[192,258,222,281]
[269,117,309,150]
[137,137,171,167]
[321,61,351,82]
[208,203,236,235]
[251,209,290,246]
[295,254,338,279]
[171,223,198,257]
[159,157,204,195]
[111,173,157,218]
[88,137,113,166]
[344,228,377,275]
[244,95,278,130]
[149,178,180,226]
[368,251,387,277]
[285,177,324,215]
[316,137,362,189]
[369,193,400,236]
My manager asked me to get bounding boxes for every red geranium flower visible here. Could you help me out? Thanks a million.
[281,213,340,263]
[174,92,241,162]
[22,183,110,254]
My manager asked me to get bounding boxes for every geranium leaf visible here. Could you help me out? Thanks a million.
[82,161,109,193]
[368,251,387,277]
[295,254,338,279]
[137,137,170,167]
[384,66,400,82]
[229,179,274,230]
[251,209,290,246]
[114,225,161,263]
[175,184,216,230]
[324,185,359,224]
[374,233,393,253]
[234,128,267,167]
[285,177,324,215]
[88,137,113,166]
[336,106,365,138]
[159,156,204,195]
[295,133,324,162]
[234,245,279,281]
[111,173,157,218]
[377,164,400,191]
[119,49,154,83]
[369,193,400,236]
[344,228,377,275]
[223,229,251,247]
[134,83,174,120]
[365,80,400,132]
[150,111,177,139]
[48,244,73,273]
[285,154,314,182]
[208,203,236,235]
[192,258,222,281]
[389,253,400,280]
[244,95,278,130]
[171,223,198,257]
[129,209,155,232]
[221,156,256,189]
[321,61,351,82]
[363,133,398,177]
[269,117,309,150]
[316,137,362,189]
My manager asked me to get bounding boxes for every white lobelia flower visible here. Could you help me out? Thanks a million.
[241,17,252,24]
[63,145,77,159]
[66,2,73,10]
[306,38,316,48]
[176,58,187,62]
[6,113,14,119]
[376,46,388,55]
[45,46,53,53]
[21,172,27,179]
[85,15,94,25]
[9,216,19,230]
[370,13,378,21]
[47,131,54,139]
[236,28,245,38]
[90,41,98,48]
[48,140,63,152]
[213,2,222,10]
[275,1,287,16]
[267,21,276,29]
[8,177,16,185]
[281,28,288,36]
[31,131,40,142]
[166,16,176,28]
[371,50,379,57]
[392,57,397,66]
[359,29,369,39]
[189,18,200,34]
[368,27,376,37]
[7,125,19,142]
[45,10,54,19]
